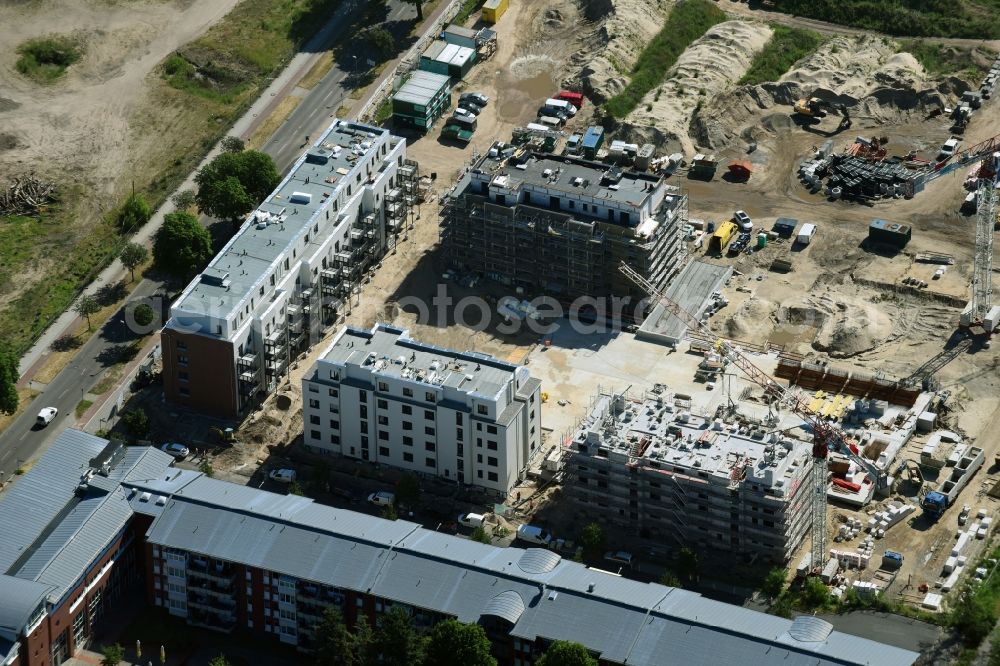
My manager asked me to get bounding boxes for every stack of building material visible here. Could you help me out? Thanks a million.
[866,504,915,538]
[818,154,920,200]
[821,557,840,583]
[830,548,870,569]
[852,580,879,597]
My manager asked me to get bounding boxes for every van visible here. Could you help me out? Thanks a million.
[458,512,485,528]
[450,114,477,131]
[604,550,634,567]
[797,223,816,245]
[538,116,563,129]
[516,524,553,546]
[268,468,297,484]
[544,98,577,116]
[367,490,395,507]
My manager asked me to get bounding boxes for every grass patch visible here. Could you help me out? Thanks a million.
[899,39,993,79]
[770,0,1000,39]
[16,35,82,83]
[0,389,39,433]
[739,26,824,86]
[298,51,336,89]
[605,0,726,118]
[374,97,393,124]
[246,95,302,149]
[454,0,487,24]
[75,399,93,418]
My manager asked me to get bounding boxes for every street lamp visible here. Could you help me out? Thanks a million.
[352,55,358,77]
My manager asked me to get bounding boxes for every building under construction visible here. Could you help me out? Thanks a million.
[563,390,813,563]
[440,145,687,305]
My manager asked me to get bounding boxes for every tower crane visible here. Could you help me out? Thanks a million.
[961,151,1000,340]
[619,263,887,571]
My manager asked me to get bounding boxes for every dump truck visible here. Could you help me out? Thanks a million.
[922,446,985,519]
[441,124,473,144]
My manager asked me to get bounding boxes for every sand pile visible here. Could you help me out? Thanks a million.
[572,0,673,103]
[777,295,892,357]
[720,296,776,340]
[693,35,967,150]
[619,20,772,154]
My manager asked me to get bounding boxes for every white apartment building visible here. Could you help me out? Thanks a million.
[302,324,542,496]
[161,120,419,417]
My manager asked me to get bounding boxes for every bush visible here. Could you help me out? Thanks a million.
[739,26,824,86]
[899,39,989,78]
[132,303,155,327]
[117,192,151,233]
[605,0,726,118]
[770,0,1000,39]
[16,36,82,83]
[121,409,150,437]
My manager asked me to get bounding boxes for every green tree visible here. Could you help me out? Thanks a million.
[207,655,231,666]
[220,135,245,153]
[951,581,998,646]
[289,480,305,496]
[199,460,215,477]
[366,27,395,58]
[171,189,197,211]
[658,570,681,588]
[0,344,19,415]
[153,211,213,279]
[676,547,700,582]
[373,607,424,666]
[401,0,423,19]
[424,619,496,666]
[117,192,151,232]
[395,473,420,506]
[802,577,829,609]
[120,242,148,281]
[99,643,124,666]
[580,522,605,560]
[762,567,787,600]
[470,526,492,545]
[132,303,155,327]
[75,294,100,330]
[121,408,149,437]
[381,503,398,520]
[536,641,597,666]
[195,150,279,224]
[314,608,364,666]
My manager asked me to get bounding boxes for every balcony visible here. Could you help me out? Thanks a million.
[187,607,236,634]
[186,561,235,586]
[237,353,258,370]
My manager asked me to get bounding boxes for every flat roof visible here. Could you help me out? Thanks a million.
[639,260,732,342]
[172,120,391,320]
[423,41,475,67]
[309,324,522,399]
[394,70,451,106]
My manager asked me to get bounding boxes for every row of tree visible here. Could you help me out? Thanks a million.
[312,607,598,666]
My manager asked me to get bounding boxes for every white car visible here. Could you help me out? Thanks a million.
[36,407,58,427]
[733,210,753,232]
[367,490,395,507]
[160,442,190,460]
[453,107,478,121]
[458,512,485,528]
[604,550,634,567]
[268,468,297,484]
[937,137,960,161]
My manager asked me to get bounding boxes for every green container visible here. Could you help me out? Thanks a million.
[757,233,767,249]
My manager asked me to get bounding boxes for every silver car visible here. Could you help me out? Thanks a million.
[160,442,190,460]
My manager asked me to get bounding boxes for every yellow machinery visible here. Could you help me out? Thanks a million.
[793,97,828,118]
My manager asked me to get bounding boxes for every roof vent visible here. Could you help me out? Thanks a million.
[587,582,595,592]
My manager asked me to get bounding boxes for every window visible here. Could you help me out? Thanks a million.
[403,436,413,446]
[379,430,389,441]
[402,405,412,415]
[424,410,434,420]
[377,399,388,409]
[530,410,536,419]
[487,425,497,434]
[330,419,339,429]
[329,388,339,397]
[403,388,413,397]
[477,470,483,479]
[425,392,435,402]
[476,423,482,431]
[457,459,464,470]
[361,436,369,448]
[359,389,367,401]
[330,434,340,445]
[177,354,188,367]
[309,415,320,425]
[426,458,435,468]
[424,426,435,436]
[176,341,187,351]
[378,381,388,391]
[425,442,436,452]
[477,438,483,447]
[360,405,368,419]
[457,443,464,456]
[311,430,321,440]
[178,371,189,382]
[477,404,488,415]
[488,472,498,482]
[477,454,483,463]
[179,387,190,397]
[330,404,339,413]
[488,457,498,467]
[487,441,497,451]
[309,399,320,408]
[379,446,390,456]
[402,421,413,431]
[403,452,413,462]
[308,385,319,393]
[455,412,463,425]
[456,427,463,441]
[377,415,389,425]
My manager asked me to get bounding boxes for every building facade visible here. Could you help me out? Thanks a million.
[563,391,813,563]
[301,323,542,496]
[161,120,419,418]
[440,147,687,309]
[391,71,452,130]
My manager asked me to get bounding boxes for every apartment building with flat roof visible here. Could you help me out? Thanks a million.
[161,120,419,418]
[440,146,686,309]
[564,390,813,563]
[301,324,542,496]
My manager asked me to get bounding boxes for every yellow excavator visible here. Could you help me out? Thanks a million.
[793,97,829,118]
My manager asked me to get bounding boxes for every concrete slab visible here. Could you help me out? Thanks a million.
[637,260,733,346]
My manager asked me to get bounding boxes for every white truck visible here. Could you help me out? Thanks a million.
[797,223,816,245]
[516,524,553,546]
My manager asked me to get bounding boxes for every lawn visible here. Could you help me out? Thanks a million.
[739,26,825,86]
[899,39,995,79]
[770,0,1000,39]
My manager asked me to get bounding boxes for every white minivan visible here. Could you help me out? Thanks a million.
[544,98,577,117]
[458,512,486,528]
[367,490,395,507]
[516,524,553,546]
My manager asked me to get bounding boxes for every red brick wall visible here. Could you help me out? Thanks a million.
[161,328,238,418]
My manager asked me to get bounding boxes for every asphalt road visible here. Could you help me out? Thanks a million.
[0,0,418,478]
[0,278,163,480]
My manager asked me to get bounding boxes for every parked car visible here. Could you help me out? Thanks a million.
[604,550,634,567]
[453,106,478,121]
[516,524,553,546]
[458,512,485,528]
[733,210,753,232]
[460,92,489,107]
[367,490,395,507]
[36,406,58,427]
[268,468,297,484]
[160,442,190,460]
[937,137,960,161]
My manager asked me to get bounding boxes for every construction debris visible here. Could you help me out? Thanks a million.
[0,173,57,216]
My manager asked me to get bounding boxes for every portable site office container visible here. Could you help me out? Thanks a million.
[419,41,476,81]
[581,126,604,159]
[442,25,480,49]
[481,0,508,24]
[868,218,911,249]
[391,70,452,130]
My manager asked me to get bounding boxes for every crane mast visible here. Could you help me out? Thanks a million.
[619,263,886,571]
[964,152,999,335]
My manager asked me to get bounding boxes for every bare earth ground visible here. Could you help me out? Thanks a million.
[0,0,240,310]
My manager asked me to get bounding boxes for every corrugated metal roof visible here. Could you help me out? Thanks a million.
[517,548,561,574]
[0,575,53,636]
[393,71,450,107]
[481,590,525,624]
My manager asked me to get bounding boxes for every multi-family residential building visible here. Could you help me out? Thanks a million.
[564,390,813,563]
[301,323,542,496]
[440,145,687,308]
[0,429,917,666]
[161,120,419,418]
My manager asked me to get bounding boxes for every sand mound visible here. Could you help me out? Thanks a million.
[720,296,777,340]
[777,295,892,357]
[618,20,772,154]
[573,0,672,103]
[692,35,968,150]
